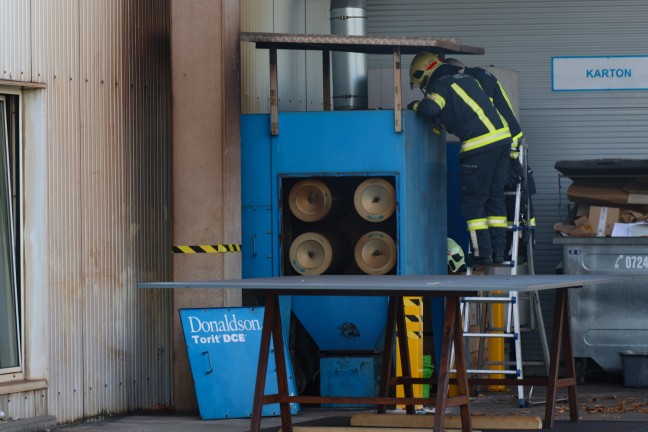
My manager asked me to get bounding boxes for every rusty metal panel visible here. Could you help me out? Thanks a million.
[30,0,85,423]
[0,0,31,81]
[23,0,173,424]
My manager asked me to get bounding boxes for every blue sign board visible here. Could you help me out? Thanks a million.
[180,307,301,420]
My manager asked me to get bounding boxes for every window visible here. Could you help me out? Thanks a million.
[0,93,20,373]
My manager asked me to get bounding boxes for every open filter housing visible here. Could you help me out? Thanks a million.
[241,109,448,393]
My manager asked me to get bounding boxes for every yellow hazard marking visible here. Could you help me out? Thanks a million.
[405,314,422,323]
[172,244,241,254]
[403,297,421,307]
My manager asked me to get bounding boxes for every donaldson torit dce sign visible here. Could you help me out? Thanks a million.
[179,307,300,420]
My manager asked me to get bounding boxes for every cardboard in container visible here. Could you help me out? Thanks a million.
[553,215,594,237]
[567,180,628,205]
[623,181,648,205]
[589,206,619,237]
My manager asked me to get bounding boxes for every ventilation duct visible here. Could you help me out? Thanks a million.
[330,0,368,110]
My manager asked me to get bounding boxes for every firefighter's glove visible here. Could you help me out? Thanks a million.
[415,97,435,117]
[509,158,524,184]
[407,100,420,111]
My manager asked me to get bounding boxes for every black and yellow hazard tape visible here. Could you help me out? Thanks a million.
[172,244,241,254]
[404,297,421,307]
[405,314,422,324]
[406,331,423,339]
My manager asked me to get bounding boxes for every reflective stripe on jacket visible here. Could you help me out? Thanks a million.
[418,68,512,156]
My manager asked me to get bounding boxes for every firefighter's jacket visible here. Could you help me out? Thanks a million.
[415,64,512,157]
[463,66,523,158]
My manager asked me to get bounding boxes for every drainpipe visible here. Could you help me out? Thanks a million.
[330,0,368,110]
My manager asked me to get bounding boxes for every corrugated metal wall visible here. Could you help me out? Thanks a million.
[1,0,172,424]
[240,0,330,113]
[0,0,31,81]
[242,0,648,274]
[369,0,648,275]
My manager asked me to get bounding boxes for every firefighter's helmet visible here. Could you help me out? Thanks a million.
[447,238,466,273]
[409,52,443,90]
[444,57,465,72]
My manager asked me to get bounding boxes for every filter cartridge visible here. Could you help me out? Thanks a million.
[289,231,350,275]
[288,179,333,222]
[354,231,396,275]
[354,178,396,222]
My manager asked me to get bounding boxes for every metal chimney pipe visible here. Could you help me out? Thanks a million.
[330,0,368,110]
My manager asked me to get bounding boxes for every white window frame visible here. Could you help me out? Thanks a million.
[0,88,23,378]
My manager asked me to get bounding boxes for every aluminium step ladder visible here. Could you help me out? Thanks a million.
[452,142,550,407]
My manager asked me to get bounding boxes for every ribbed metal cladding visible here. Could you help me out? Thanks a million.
[240,0,330,113]
[0,0,31,81]
[27,0,172,424]
[367,0,648,275]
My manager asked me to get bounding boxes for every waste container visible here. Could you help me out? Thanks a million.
[554,237,648,381]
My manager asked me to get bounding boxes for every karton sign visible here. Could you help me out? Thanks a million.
[552,55,648,91]
[180,307,300,420]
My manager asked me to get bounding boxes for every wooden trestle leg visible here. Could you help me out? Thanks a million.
[435,296,472,432]
[544,288,579,429]
[250,293,294,432]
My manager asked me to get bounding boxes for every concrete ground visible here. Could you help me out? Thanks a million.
[50,376,648,432]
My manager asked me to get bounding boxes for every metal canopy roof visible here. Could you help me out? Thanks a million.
[239,31,485,56]
[239,32,486,135]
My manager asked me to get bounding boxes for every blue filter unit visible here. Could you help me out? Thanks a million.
[320,354,383,408]
[446,139,470,254]
[241,109,447,399]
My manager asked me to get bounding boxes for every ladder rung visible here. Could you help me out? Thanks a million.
[486,361,520,367]
[452,368,520,376]
[462,296,515,303]
[470,261,515,268]
[463,332,517,339]
[519,361,546,367]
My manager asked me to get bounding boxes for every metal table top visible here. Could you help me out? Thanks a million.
[139,274,624,294]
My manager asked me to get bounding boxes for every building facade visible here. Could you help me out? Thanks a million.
[1,0,241,425]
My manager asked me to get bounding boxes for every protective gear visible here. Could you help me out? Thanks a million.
[447,238,466,273]
[461,145,510,262]
[444,57,465,72]
[510,135,524,159]
[409,52,443,90]
[508,158,524,186]
[406,100,419,111]
[414,96,436,118]
[410,52,512,264]
[413,72,511,156]
[460,66,524,155]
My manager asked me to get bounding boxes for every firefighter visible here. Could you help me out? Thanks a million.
[408,52,512,265]
[445,58,536,262]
